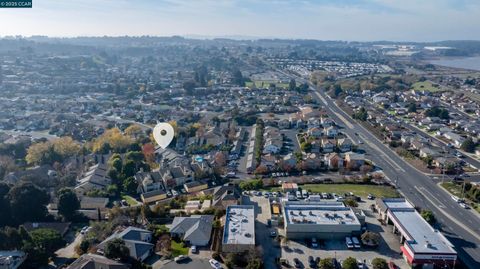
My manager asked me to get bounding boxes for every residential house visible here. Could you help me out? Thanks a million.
[443,132,466,148]
[419,146,442,158]
[337,138,352,153]
[74,163,111,197]
[184,180,209,193]
[321,138,335,153]
[141,189,167,204]
[170,215,214,246]
[97,227,154,262]
[307,127,323,138]
[324,126,338,138]
[324,153,343,170]
[212,184,240,209]
[67,253,129,269]
[345,152,365,169]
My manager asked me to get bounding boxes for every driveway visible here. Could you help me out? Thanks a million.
[242,195,281,269]
[158,258,213,269]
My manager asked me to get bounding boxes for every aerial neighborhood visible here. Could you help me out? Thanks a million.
[0,36,479,269]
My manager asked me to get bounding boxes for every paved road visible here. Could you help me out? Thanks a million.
[311,87,480,269]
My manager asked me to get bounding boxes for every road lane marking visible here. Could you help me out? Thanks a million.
[314,91,354,129]
[415,186,480,241]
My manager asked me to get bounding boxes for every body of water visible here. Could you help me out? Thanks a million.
[429,56,480,71]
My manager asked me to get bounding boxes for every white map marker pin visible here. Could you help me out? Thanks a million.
[153,122,174,149]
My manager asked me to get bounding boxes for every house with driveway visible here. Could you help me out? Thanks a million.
[97,227,154,262]
[170,215,214,246]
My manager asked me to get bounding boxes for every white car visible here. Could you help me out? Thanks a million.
[459,202,469,209]
[209,259,222,269]
[174,255,188,262]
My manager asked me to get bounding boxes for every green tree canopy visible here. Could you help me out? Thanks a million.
[57,188,80,221]
[461,138,476,153]
[319,257,335,269]
[8,183,49,225]
[371,258,388,269]
[421,209,436,225]
[342,257,359,269]
[104,238,130,261]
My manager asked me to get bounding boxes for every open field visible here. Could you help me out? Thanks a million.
[246,80,290,89]
[412,81,442,92]
[263,183,400,198]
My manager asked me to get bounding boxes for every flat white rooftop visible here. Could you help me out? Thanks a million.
[383,198,413,210]
[223,205,255,245]
[384,198,456,256]
[284,201,360,225]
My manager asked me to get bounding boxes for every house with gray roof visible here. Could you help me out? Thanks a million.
[97,227,153,262]
[67,253,129,269]
[170,215,214,246]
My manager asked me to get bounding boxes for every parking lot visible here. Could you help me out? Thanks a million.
[280,199,408,269]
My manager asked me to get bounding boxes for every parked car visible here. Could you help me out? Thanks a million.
[293,258,302,268]
[174,255,189,262]
[459,202,469,209]
[209,259,222,269]
[190,245,197,254]
[367,194,375,200]
[345,237,354,249]
[308,256,316,268]
[270,230,277,237]
[352,236,361,248]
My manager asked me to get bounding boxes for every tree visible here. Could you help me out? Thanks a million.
[421,209,436,225]
[289,79,296,91]
[8,183,49,225]
[123,177,138,195]
[26,137,80,165]
[360,231,380,247]
[0,183,11,227]
[246,258,263,269]
[319,258,335,269]
[30,228,65,254]
[407,102,417,113]
[57,188,80,221]
[342,257,359,269]
[344,198,358,207]
[461,138,476,153]
[125,124,143,138]
[104,238,130,261]
[371,258,388,269]
[122,160,136,178]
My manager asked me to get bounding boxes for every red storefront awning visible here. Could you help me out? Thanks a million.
[400,246,414,264]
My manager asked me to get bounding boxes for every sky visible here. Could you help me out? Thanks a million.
[1,0,480,41]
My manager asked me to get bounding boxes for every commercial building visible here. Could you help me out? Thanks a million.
[283,201,362,240]
[222,205,255,253]
[377,198,457,267]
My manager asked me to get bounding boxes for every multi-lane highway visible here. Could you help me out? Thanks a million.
[311,86,480,269]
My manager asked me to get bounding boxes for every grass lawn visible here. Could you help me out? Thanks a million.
[263,184,400,198]
[171,240,189,257]
[412,81,441,92]
[246,80,291,89]
[121,194,139,206]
